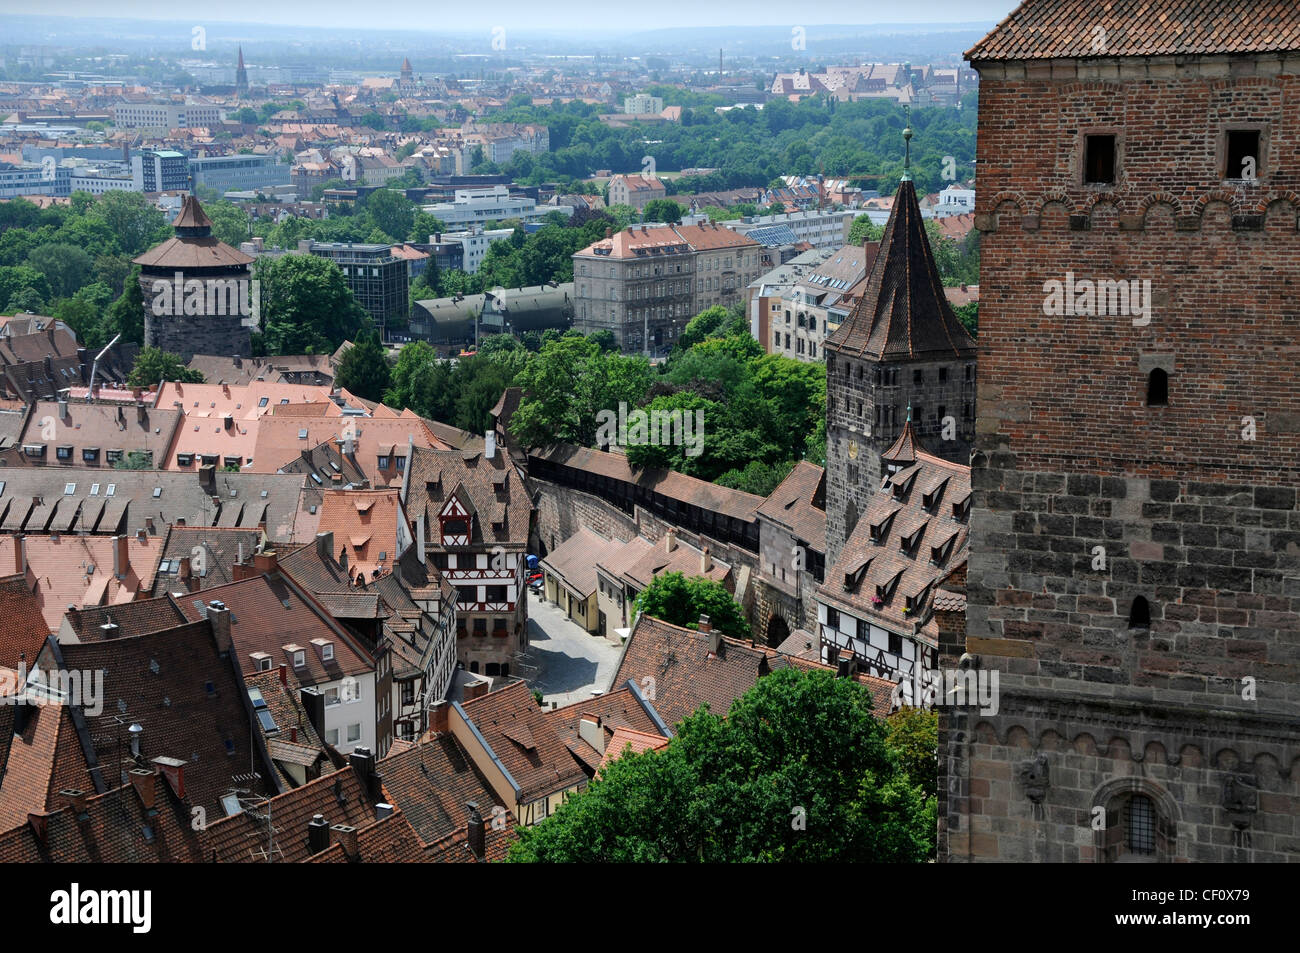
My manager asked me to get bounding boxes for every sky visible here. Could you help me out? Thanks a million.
[0,1,1016,32]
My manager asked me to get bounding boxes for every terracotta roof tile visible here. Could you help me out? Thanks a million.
[545,686,664,774]
[754,461,827,552]
[314,489,403,581]
[0,573,51,667]
[597,726,670,775]
[458,681,586,803]
[966,0,1300,62]
[377,733,500,845]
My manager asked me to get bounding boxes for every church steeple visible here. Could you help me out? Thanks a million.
[235,46,248,93]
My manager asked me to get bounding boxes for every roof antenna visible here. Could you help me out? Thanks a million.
[906,403,913,423]
[900,107,913,183]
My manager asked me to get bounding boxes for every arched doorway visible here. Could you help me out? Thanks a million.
[766,613,791,648]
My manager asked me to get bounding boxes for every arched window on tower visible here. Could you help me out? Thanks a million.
[1128,595,1151,629]
[1146,368,1168,406]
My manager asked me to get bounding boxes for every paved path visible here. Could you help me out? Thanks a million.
[521,591,623,708]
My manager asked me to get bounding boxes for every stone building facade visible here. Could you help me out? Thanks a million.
[945,1,1300,862]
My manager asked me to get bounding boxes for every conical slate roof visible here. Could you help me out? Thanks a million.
[132,195,253,270]
[824,180,976,360]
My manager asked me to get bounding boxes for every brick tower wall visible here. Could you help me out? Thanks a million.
[946,58,1300,861]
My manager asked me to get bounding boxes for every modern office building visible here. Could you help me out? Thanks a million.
[191,154,290,195]
[132,150,191,193]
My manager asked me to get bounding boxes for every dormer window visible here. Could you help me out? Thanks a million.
[377,455,390,470]
[952,496,971,521]
[285,644,306,668]
[250,651,271,672]
[311,638,334,661]
[177,453,193,467]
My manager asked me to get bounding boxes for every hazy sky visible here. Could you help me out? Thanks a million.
[1,1,1015,31]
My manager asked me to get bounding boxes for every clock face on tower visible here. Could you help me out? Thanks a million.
[848,440,858,460]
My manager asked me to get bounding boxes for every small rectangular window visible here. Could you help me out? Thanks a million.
[1084,134,1116,185]
[1225,129,1260,180]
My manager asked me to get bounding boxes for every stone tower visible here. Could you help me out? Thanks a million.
[823,124,977,567]
[945,0,1300,862]
[400,57,414,86]
[235,46,248,94]
[133,195,254,361]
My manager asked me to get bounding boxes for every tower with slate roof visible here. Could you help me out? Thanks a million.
[823,120,977,567]
[133,195,254,361]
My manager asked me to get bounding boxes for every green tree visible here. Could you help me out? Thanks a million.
[255,254,367,354]
[128,346,203,386]
[25,243,93,299]
[365,190,415,243]
[204,201,251,247]
[715,459,794,496]
[510,335,653,448]
[333,328,391,402]
[642,198,684,224]
[953,301,978,337]
[0,265,52,313]
[90,191,168,256]
[849,215,885,245]
[632,571,749,641]
[885,706,939,803]
[507,667,934,862]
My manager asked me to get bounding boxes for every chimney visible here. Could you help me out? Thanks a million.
[113,535,130,579]
[128,767,156,810]
[59,789,91,820]
[178,555,192,582]
[13,535,24,575]
[466,802,486,860]
[415,515,426,557]
[339,548,349,572]
[278,662,287,686]
[700,545,712,574]
[664,528,677,553]
[427,699,449,735]
[150,757,186,800]
[307,814,330,855]
[316,531,334,560]
[223,414,233,430]
[253,550,278,574]
[700,614,722,654]
[300,687,325,739]
[462,679,488,702]
[136,403,146,426]
[349,746,379,798]
[57,397,68,419]
[578,714,606,754]
[375,802,394,821]
[330,824,359,861]
[199,464,216,493]
[99,619,120,639]
[484,429,496,460]
[207,600,232,653]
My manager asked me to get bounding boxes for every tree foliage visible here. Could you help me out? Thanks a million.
[632,571,749,641]
[507,667,935,862]
[333,329,391,402]
[254,254,367,354]
[128,347,203,386]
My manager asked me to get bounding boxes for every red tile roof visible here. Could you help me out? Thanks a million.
[314,488,403,581]
[458,681,586,803]
[966,0,1300,61]
[377,733,500,846]
[545,686,665,774]
[597,726,669,776]
[0,573,52,667]
[754,461,827,552]
[174,572,374,683]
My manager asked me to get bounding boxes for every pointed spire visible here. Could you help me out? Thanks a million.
[237,45,245,69]
[824,172,976,361]
[900,106,913,182]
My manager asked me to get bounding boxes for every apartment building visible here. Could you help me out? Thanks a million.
[573,224,695,355]
[606,173,666,211]
[112,101,223,129]
[727,208,856,249]
[190,153,290,194]
[765,242,877,362]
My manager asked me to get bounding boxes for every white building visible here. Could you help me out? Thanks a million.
[421,185,570,228]
[623,93,665,115]
[112,101,223,129]
[441,225,515,274]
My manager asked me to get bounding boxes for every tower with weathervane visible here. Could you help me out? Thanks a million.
[822,116,977,566]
